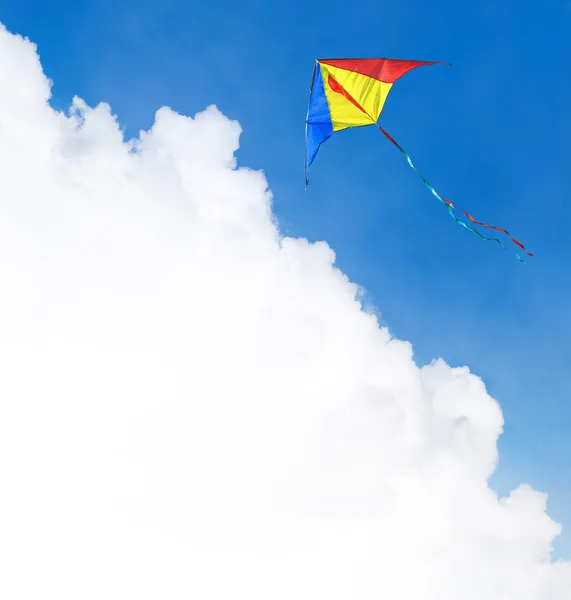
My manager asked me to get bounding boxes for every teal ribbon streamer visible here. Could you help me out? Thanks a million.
[378,126,525,262]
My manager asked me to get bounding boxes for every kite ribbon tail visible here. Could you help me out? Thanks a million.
[459,210,533,257]
[377,126,530,262]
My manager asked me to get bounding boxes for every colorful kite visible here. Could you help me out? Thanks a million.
[305,58,532,261]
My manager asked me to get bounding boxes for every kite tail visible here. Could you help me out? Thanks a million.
[458,210,533,257]
[378,126,531,262]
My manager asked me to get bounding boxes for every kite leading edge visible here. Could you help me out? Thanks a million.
[304,58,533,262]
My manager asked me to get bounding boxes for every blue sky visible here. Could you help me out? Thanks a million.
[3,0,570,556]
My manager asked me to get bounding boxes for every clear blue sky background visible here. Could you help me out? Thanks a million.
[2,0,570,557]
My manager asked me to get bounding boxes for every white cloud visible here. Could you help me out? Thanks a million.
[0,23,568,599]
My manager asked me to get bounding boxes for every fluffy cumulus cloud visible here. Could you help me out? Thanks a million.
[0,24,568,599]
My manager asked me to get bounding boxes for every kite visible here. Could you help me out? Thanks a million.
[304,58,532,261]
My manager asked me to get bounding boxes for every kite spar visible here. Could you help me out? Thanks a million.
[304,58,532,261]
